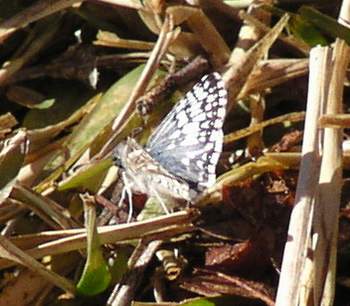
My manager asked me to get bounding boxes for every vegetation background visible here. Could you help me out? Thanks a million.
[0,0,349,305]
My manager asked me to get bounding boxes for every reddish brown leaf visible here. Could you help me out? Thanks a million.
[180,269,275,306]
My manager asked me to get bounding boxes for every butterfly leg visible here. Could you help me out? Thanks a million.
[119,172,134,223]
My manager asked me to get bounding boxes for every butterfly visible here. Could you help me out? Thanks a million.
[113,72,227,210]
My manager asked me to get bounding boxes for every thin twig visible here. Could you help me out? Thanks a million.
[319,114,350,127]
[136,56,209,116]
[224,111,305,144]
[107,239,162,306]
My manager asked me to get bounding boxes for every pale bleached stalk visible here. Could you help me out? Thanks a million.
[275,46,330,306]
[314,32,349,306]
[0,210,194,269]
[298,47,333,305]
[312,2,350,304]
[313,42,347,305]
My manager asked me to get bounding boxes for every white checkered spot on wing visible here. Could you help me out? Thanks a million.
[145,72,227,192]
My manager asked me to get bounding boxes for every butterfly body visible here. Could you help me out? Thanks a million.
[114,137,194,201]
[113,72,227,203]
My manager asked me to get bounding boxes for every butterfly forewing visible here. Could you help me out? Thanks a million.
[146,72,227,191]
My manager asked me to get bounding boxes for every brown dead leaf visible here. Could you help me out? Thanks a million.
[180,268,275,306]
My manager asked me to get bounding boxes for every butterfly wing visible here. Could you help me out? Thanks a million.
[145,72,227,191]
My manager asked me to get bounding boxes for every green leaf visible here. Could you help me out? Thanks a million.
[23,80,93,129]
[299,6,350,45]
[32,98,56,109]
[136,196,167,221]
[57,158,112,191]
[289,15,328,47]
[36,66,167,193]
[108,247,130,284]
[181,296,244,306]
[76,200,111,296]
[35,65,151,192]
[182,298,216,306]
[133,296,240,306]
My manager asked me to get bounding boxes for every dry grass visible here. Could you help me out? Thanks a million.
[0,0,349,305]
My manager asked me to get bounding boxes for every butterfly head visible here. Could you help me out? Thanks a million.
[112,140,131,170]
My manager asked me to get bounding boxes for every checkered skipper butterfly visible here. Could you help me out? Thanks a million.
[113,72,227,206]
